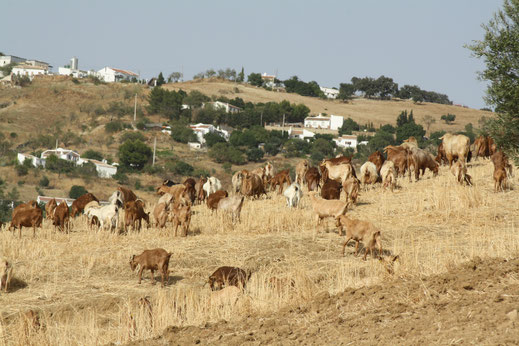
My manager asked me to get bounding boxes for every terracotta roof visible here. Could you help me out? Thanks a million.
[337,135,357,140]
[306,117,330,121]
[111,68,138,76]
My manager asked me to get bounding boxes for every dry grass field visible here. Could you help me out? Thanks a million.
[165,79,493,132]
[0,159,517,345]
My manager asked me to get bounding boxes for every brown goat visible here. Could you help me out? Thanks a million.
[304,167,321,191]
[45,198,57,221]
[124,200,150,231]
[336,215,383,260]
[207,190,229,211]
[10,207,42,238]
[321,179,342,200]
[195,177,207,204]
[53,202,70,233]
[172,204,191,237]
[342,176,360,204]
[208,266,250,291]
[129,248,172,287]
[270,170,292,194]
[368,150,385,175]
[70,193,99,217]
[0,258,13,293]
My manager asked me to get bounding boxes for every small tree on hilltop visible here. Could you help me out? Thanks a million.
[118,140,152,170]
[157,72,165,86]
[441,113,456,124]
[69,185,87,199]
[247,73,263,87]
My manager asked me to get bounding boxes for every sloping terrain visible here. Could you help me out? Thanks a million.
[137,257,519,345]
[165,79,493,132]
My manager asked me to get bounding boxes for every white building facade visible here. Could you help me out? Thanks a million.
[206,101,241,114]
[0,55,26,67]
[320,87,339,99]
[97,67,138,82]
[189,123,229,145]
[11,65,49,80]
[304,114,344,131]
[333,135,358,148]
[288,127,315,141]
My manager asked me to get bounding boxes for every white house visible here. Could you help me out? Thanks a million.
[304,114,344,131]
[85,159,118,178]
[18,147,117,178]
[0,55,26,67]
[320,87,339,99]
[58,57,87,78]
[17,153,46,167]
[97,67,138,82]
[189,123,229,145]
[206,101,241,114]
[261,73,276,87]
[288,127,315,141]
[41,148,84,164]
[11,64,50,80]
[333,135,358,148]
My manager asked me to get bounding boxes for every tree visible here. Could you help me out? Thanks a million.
[157,72,165,86]
[246,148,264,162]
[247,73,263,87]
[396,122,425,144]
[339,117,360,135]
[237,67,245,82]
[82,149,103,161]
[204,132,226,147]
[467,0,519,155]
[338,83,355,101]
[396,110,414,127]
[69,185,87,199]
[441,113,456,124]
[168,72,182,83]
[118,140,152,170]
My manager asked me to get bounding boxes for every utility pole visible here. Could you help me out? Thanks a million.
[282,113,285,136]
[260,112,263,127]
[152,136,157,166]
[133,93,137,122]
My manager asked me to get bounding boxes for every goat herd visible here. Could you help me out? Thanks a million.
[1,133,515,294]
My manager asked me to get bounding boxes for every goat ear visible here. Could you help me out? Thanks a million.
[392,255,399,262]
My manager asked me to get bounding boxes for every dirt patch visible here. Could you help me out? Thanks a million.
[133,257,519,345]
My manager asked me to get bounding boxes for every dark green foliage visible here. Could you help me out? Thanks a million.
[120,131,146,143]
[237,67,245,83]
[166,160,194,176]
[147,87,184,119]
[157,72,165,86]
[380,124,396,133]
[170,122,197,143]
[367,130,396,152]
[283,76,323,97]
[118,140,152,170]
[430,131,446,146]
[396,110,415,127]
[310,138,334,165]
[204,132,226,147]
[113,172,129,184]
[16,164,28,176]
[82,150,103,161]
[397,84,451,104]
[183,90,210,108]
[441,113,456,124]
[69,185,87,199]
[230,130,258,148]
[396,122,426,144]
[284,139,311,158]
[46,155,75,174]
[208,143,246,165]
[338,83,355,101]
[339,117,360,135]
[246,148,264,162]
[247,73,263,87]
[105,121,124,133]
[39,176,50,187]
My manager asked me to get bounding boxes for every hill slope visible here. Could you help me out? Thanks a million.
[165,79,493,132]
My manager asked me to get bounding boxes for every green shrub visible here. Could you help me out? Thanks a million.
[105,121,124,133]
[39,176,50,187]
[246,148,264,162]
[69,185,87,199]
[82,150,103,161]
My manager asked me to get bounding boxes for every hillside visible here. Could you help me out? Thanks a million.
[164,79,493,132]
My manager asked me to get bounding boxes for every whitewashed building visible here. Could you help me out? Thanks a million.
[11,64,50,80]
[97,67,138,82]
[189,123,229,145]
[288,127,315,141]
[261,73,276,87]
[304,114,344,131]
[333,135,358,148]
[0,55,26,67]
[58,57,87,78]
[320,87,339,99]
[17,153,46,167]
[206,101,241,114]
[18,147,117,178]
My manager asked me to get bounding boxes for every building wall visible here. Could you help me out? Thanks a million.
[96,165,117,178]
[12,67,48,79]
[329,115,344,131]
[304,119,330,129]
[0,56,26,67]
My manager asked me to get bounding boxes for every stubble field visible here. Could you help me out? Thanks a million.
[0,160,518,345]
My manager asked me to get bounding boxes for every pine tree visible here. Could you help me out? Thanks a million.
[157,72,165,86]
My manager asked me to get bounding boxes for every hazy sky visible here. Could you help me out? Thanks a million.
[3,0,501,109]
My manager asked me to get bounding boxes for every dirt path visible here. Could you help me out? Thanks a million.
[131,257,519,345]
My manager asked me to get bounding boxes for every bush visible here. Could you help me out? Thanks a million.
[105,121,124,133]
[118,140,152,171]
[120,131,146,143]
[246,148,264,162]
[171,123,197,143]
[204,132,226,147]
[39,176,50,187]
[209,143,246,165]
[166,160,194,176]
[16,164,29,176]
[82,150,103,161]
[112,172,129,184]
[69,185,87,199]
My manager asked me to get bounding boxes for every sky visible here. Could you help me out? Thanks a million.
[2,0,502,109]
